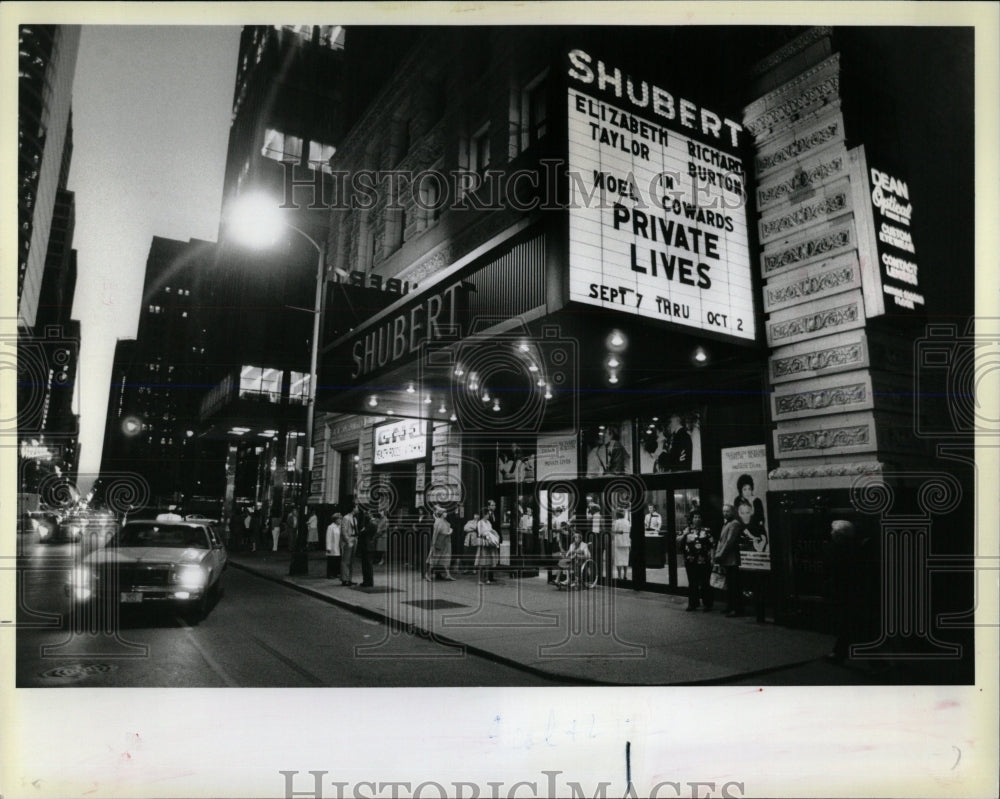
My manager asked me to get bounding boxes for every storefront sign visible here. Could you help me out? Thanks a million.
[349,282,464,380]
[536,432,578,482]
[373,419,427,465]
[850,146,925,316]
[720,445,770,571]
[566,50,755,341]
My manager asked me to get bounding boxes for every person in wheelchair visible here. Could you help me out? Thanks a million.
[555,531,592,589]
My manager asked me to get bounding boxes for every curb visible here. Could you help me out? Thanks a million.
[230,559,829,686]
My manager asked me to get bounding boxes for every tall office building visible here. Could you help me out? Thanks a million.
[195,25,350,519]
[17,24,81,330]
[17,25,83,499]
[99,237,223,509]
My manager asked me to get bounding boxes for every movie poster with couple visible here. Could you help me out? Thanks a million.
[496,442,535,484]
[720,445,770,571]
[638,411,703,473]
[582,422,634,477]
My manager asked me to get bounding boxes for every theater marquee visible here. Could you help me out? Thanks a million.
[566,48,756,341]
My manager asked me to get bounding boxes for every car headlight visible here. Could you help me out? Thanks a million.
[173,564,208,589]
[70,566,94,600]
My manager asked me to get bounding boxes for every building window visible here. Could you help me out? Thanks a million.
[261,128,304,164]
[385,208,405,255]
[468,123,491,179]
[418,164,444,231]
[308,140,336,173]
[513,71,549,156]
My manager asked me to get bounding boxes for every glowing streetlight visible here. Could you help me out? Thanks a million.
[227,192,327,578]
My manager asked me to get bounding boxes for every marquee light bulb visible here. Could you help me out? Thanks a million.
[607,355,620,368]
[368,395,378,407]
[544,386,553,400]
[406,383,415,394]
[492,399,501,412]
[439,403,447,414]
[424,395,432,404]
[608,372,619,384]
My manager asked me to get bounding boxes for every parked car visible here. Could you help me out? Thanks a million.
[66,519,227,621]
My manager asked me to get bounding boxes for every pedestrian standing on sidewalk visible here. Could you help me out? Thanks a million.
[714,503,746,617]
[306,507,319,551]
[425,507,456,581]
[285,506,299,553]
[447,505,465,573]
[475,505,500,585]
[249,507,262,553]
[373,510,388,566]
[677,510,715,611]
[270,506,282,552]
[462,513,480,574]
[612,508,631,583]
[356,508,375,587]
[325,513,342,579]
[339,506,358,586]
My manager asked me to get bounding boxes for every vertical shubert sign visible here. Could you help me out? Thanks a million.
[566,48,755,341]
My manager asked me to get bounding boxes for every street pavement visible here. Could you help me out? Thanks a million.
[227,548,843,685]
[14,539,557,687]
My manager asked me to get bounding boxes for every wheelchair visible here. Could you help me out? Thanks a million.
[552,554,599,590]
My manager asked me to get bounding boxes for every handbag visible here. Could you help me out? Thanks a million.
[709,564,727,590]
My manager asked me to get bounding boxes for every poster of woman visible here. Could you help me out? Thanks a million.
[720,445,770,571]
[639,411,703,473]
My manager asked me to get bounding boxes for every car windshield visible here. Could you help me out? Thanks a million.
[117,523,210,549]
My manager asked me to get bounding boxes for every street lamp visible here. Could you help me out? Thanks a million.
[228,192,327,577]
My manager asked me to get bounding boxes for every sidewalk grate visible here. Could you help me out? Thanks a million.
[402,599,468,610]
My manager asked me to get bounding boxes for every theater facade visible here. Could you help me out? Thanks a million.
[306,27,971,632]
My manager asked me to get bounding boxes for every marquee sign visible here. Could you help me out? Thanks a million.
[373,419,427,465]
[849,145,925,317]
[566,48,756,342]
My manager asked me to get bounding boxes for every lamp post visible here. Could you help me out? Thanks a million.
[228,193,327,576]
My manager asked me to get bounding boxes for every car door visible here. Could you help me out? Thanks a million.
[205,524,227,579]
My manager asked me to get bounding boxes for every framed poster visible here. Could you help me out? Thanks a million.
[720,445,769,571]
[582,421,633,477]
[639,410,703,473]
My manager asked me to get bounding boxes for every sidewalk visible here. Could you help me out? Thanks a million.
[228,549,837,684]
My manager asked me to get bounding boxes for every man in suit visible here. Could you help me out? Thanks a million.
[356,507,375,587]
[664,414,692,469]
[714,503,745,616]
[339,506,358,586]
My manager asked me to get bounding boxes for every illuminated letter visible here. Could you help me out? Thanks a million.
[567,49,594,84]
[652,86,675,120]
[597,60,622,96]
